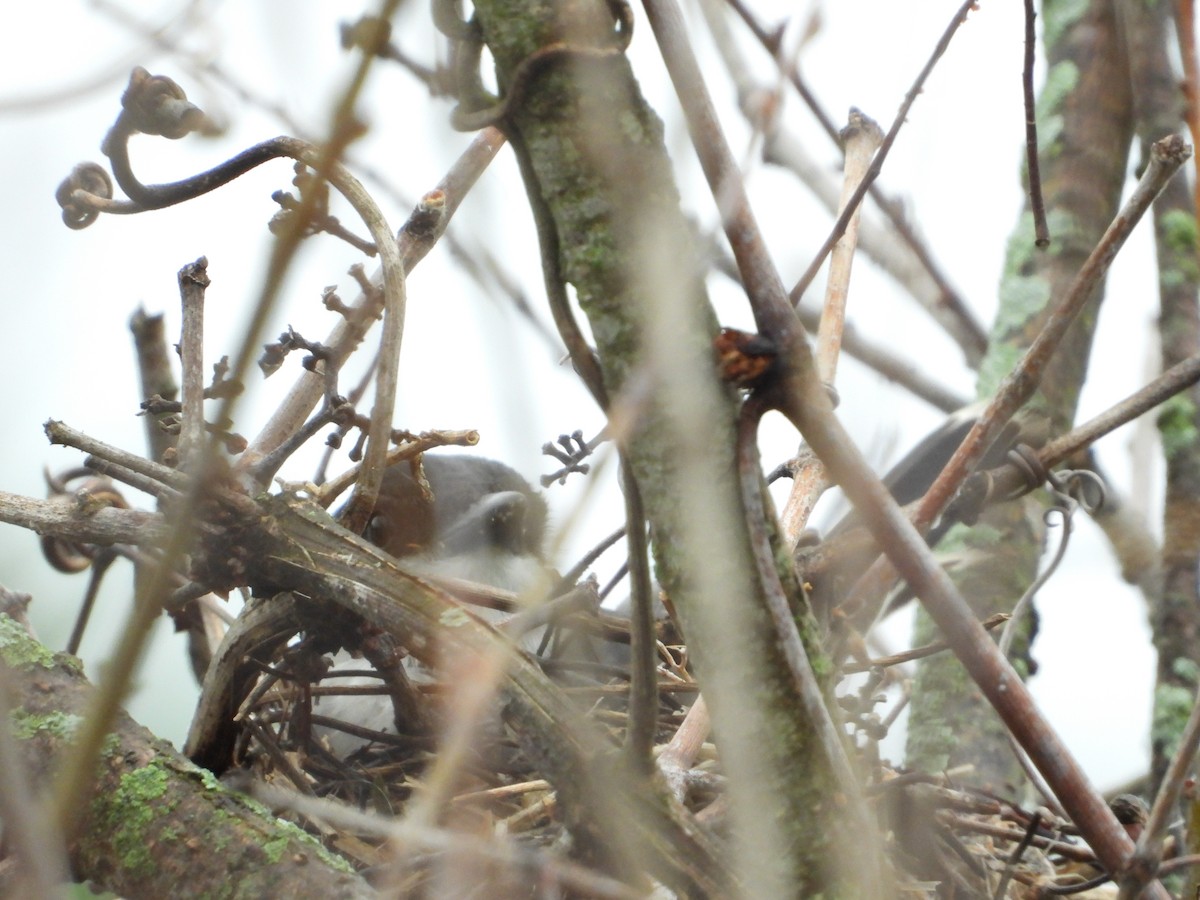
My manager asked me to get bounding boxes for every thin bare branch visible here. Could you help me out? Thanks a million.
[720,0,988,363]
[0,489,166,548]
[787,0,980,305]
[1174,0,1200,220]
[46,420,187,491]
[128,308,178,465]
[619,461,656,775]
[780,110,882,546]
[915,137,1193,532]
[1023,0,1049,248]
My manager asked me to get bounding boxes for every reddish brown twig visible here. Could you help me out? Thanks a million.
[1175,0,1200,223]
[646,0,1182,885]
[913,135,1191,536]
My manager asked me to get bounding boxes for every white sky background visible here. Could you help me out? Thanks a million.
[0,0,1166,789]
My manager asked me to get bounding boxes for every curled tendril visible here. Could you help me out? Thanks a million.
[41,468,129,573]
[55,67,388,235]
[1047,467,1107,515]
[996,463,1108,665]
[55,163,113,230]
[109,66,206,145]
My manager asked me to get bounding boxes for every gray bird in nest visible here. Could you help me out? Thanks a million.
[314,454,558,757]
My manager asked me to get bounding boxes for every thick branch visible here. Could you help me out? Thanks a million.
[0,491,167,548]
[0,610,374,898]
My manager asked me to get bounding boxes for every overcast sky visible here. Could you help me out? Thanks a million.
[0,0,1167,788]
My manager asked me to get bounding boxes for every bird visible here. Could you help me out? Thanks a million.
[803,402,1051,618]
[360,453,551,596]
[313,453,555,757]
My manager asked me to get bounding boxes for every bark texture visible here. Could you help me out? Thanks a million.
[0,612,374,899]
[458,0,868,892]
[906,0,1134,789]
[1119,0,1200,801]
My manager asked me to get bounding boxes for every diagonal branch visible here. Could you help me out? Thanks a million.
[644,0,1184,888]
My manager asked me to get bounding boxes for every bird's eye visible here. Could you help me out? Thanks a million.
[365,514,391,547]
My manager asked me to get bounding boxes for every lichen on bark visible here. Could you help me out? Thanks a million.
[461,0,869,891]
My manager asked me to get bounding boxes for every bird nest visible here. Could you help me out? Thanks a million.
[201,591,1143,899]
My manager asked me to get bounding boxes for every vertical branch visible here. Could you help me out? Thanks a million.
[337,208,407,534]
[1122,0,1200,843]
[1174,0,1200,220]
[780,111,881,546]
[1122,683,1200,896]
[619,460,656,775]
[1023,0,1049,248]
[815,109,883,384]
[129,307,178,464]
[176,257,210,470]
[639,0,886,892]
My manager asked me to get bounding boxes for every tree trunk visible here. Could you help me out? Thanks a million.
[458,0,880,892]
[906,0,1134,790]
[0,610,375,899]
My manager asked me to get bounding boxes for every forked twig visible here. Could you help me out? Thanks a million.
[788,0,981,304]
[648,0,1183,884]
[914,135,1192,533]
[241,128,507,476]
[1120,680,1200,895]
[720,0,988,363]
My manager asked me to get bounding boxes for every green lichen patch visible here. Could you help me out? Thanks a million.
[995,271,1052,335]
[1173,656,1200,685]
[0,615,60,670]
[1035,62,1080,120]
[9,708,83,742]
[1160,209,1200,287]
[1153,681,1196,761]
[1041,0,1090,50]
[92,761,174,880]
[1158,393,1199,463]
[976,343,1028,404]
[1034,62,1080,157]
[1162,209,1198,255]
